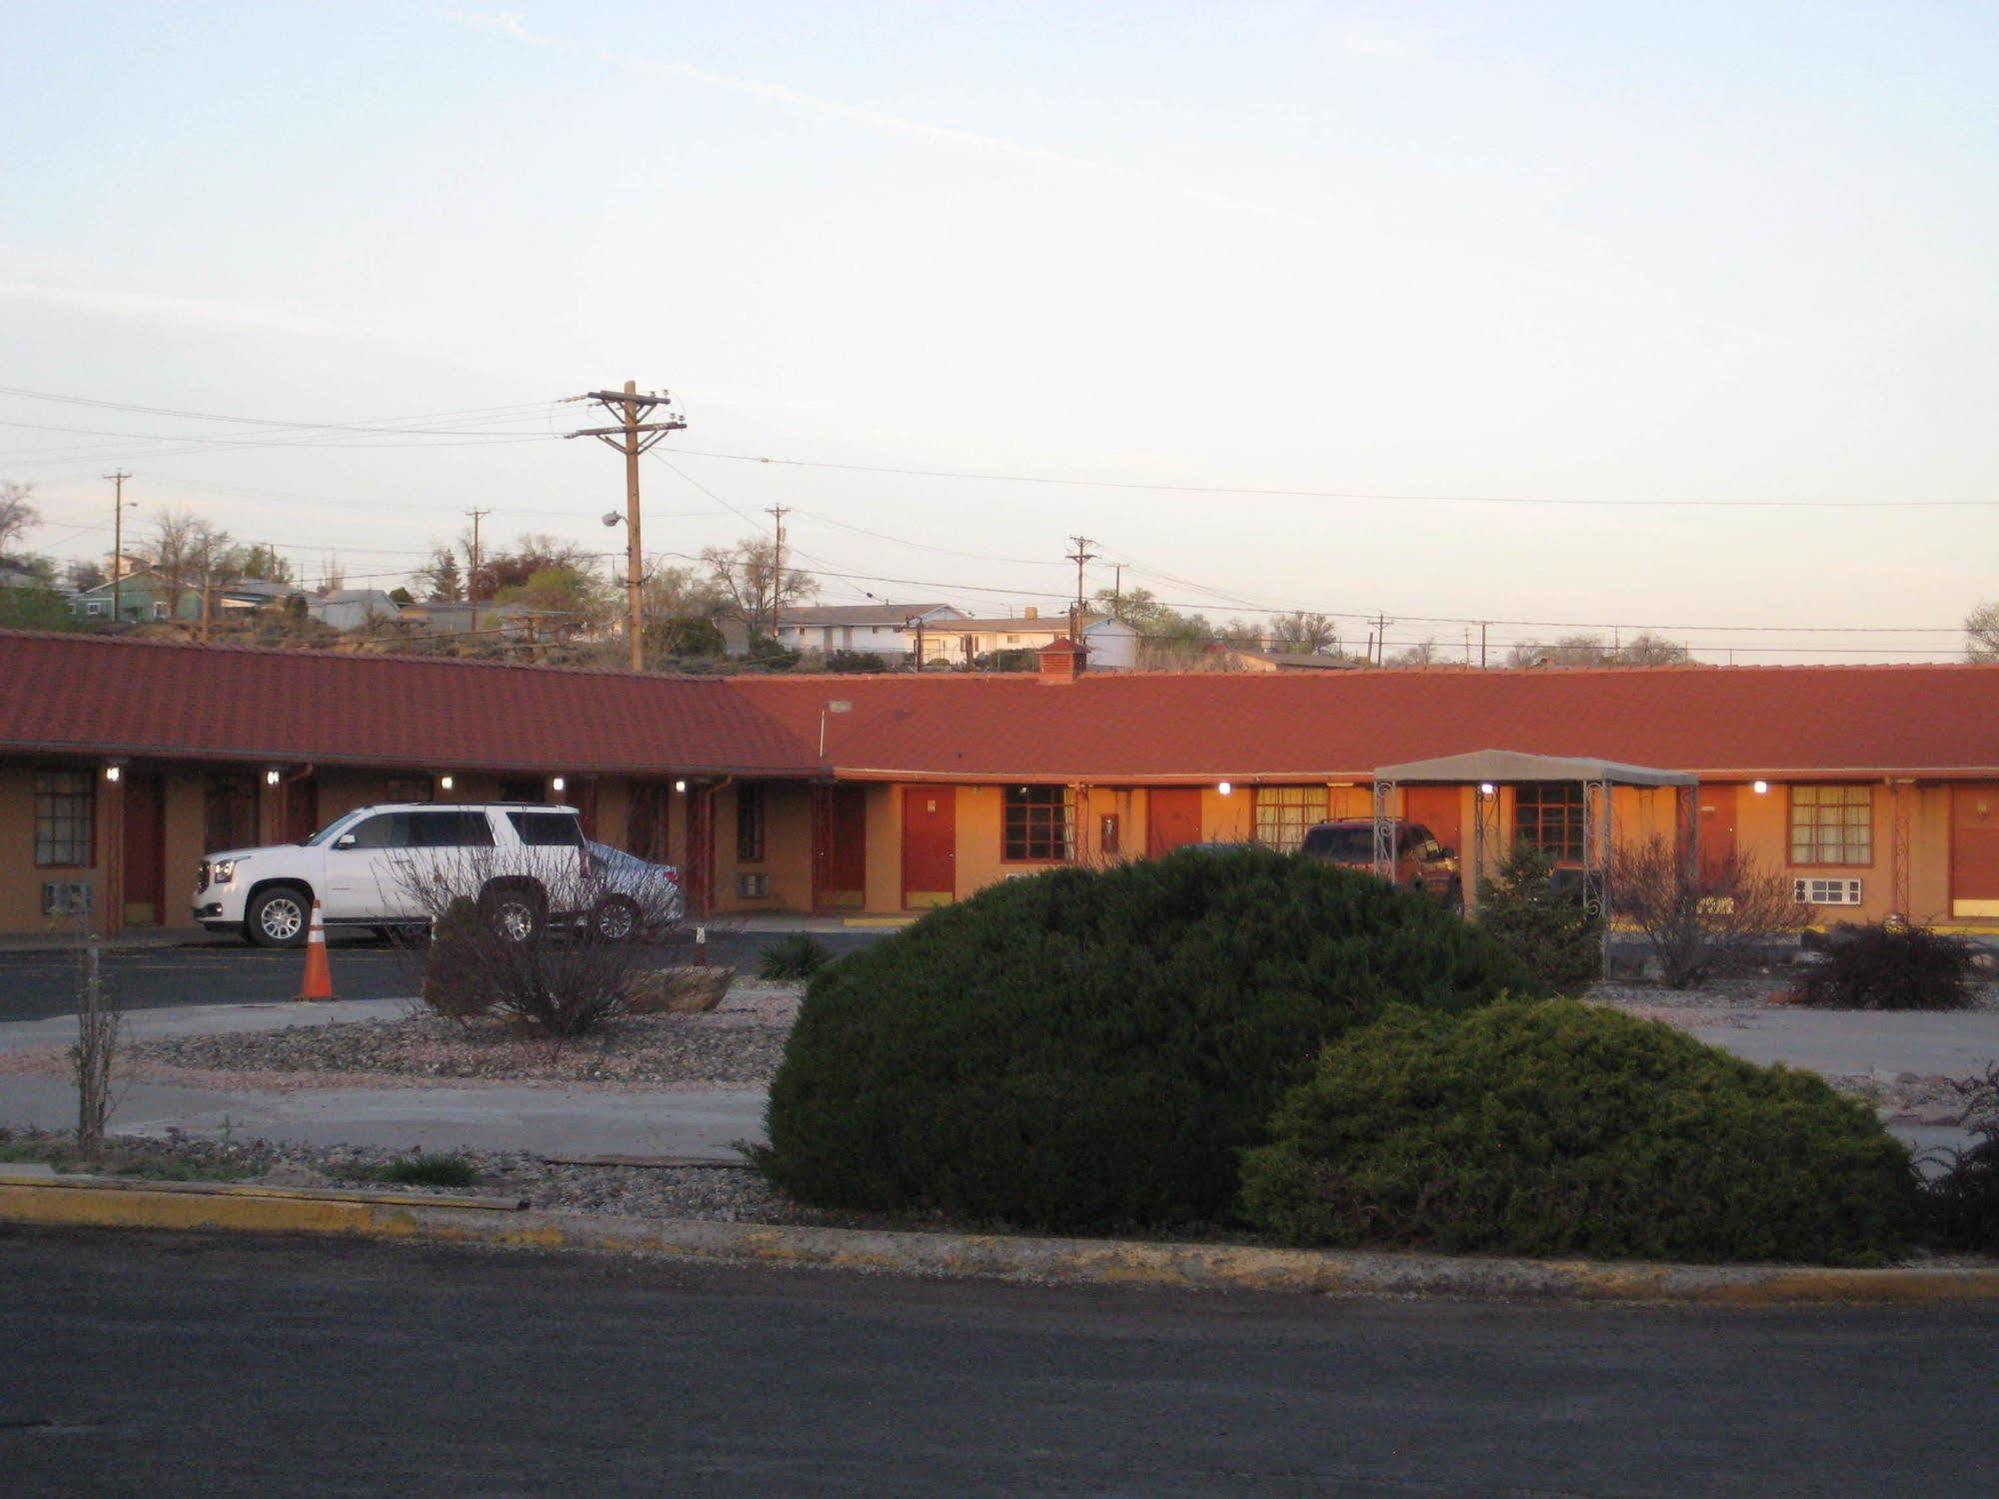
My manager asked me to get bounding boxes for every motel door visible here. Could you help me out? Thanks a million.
[122,770,166,928]
[901,787,956,908]
[1952,784,1999,920]
[1401,787,1462,859]
[1146,788,1204,857]
[1698,784,1739,886]
[815,786,869,909]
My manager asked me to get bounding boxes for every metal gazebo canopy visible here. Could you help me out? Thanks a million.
[1369,750,1697,939]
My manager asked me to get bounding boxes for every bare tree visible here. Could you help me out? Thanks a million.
[1618,631,1693,665]
[1610,834,1806,988]
[1386,638,1442,667]
[1967,601,1999,662]
[72,931,121,1156]
[0,479,41,559]
[702,536,816,640]
[64,558,107,592]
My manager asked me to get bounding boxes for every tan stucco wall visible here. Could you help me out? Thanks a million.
[711,782,813,914]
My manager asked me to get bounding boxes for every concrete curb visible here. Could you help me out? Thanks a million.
[5,1175,1998,1305]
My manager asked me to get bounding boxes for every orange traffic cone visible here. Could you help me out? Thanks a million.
[295,899,336,1002]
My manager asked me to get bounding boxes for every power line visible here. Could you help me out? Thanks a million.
[0,384,560,435]
[669,446,1999,511]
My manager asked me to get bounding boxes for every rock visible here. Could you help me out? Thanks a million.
[624,965,736,1015]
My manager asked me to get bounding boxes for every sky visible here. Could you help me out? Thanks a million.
[3,1,1996,662]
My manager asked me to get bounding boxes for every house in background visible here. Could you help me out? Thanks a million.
[907,608,1139,670]
[775,603,964,661]
[307,589,400,632]
[67,571,200,623]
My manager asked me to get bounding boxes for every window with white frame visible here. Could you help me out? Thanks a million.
[1254,785,1328,852]
[1790,784,1872,865]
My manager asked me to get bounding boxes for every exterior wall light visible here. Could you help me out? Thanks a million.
[1753,780,1770,794]
[103,765,122,783]
[1217,781,1233,796]
[438,774,456,793]
[674,780,688,794]
[551,776,567,794]
[1479,782,1497,797]
[264,768,282,787]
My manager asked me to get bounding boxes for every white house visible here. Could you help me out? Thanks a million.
[774,602,965,660]
[904,608,1140,671]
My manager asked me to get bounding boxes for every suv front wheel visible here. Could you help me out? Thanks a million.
[245,886,311,949]
[480,884,547,945]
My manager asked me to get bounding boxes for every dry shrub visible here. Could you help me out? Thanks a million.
[1611,834,1805,988]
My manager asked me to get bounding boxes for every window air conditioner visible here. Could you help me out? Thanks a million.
[736,872,770,899]
[1793,877,1863,906]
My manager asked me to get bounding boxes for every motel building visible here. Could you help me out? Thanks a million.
[2,628,1998,940]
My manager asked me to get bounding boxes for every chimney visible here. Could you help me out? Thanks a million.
[1023,605,1039,620]
[1038,637,1087,685]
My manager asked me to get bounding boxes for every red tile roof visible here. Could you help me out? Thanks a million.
[732,663,1999,781]
[0,630,816,776]
[5,631,1999,782]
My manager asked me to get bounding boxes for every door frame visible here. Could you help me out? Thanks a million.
[121,768,167,927]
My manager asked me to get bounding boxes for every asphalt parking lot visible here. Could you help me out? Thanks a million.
[0,928,890,1022]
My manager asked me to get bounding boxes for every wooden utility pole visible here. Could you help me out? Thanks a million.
[1065,534,1097,641]
[465,508,491,638]
[565,382,686,671]
[766,504,790,642]
[905,613,928,672]
[1480,621,1488,669]
[106,471,131,623]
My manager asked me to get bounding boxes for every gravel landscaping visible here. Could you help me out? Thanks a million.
[0,982,803,1094]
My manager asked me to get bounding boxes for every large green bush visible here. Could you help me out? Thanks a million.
[759,848,1532,1232]
[1241,999,1920,1265]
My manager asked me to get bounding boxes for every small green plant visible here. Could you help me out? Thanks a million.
[1792,923,1982,1011]
[1240,999,1921,1265]
[343,1153,481,1189]
[761,849,1530,1233]
[1476,843,1602,994]
[758,933,834,981]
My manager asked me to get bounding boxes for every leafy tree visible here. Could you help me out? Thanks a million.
[1269,610,1341,655]
[1505,631,1691,667]
[1967,601,1999,662]
[476,532,593,599]
[413,546,465,602]
[495,564,609,626]
[63,558,106,592]
[387,586,414,607]
[0,585,78,631]
[0,479,39,558]
[218,544,295,584]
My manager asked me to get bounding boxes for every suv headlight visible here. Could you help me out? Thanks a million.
[210,859,238,885]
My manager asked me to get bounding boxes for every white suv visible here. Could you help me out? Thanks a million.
[193,803,590,948]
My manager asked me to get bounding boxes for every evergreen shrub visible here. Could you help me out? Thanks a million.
[1477,843,1603,994]
[1240,999,1920,1265]
[759,848,1530,1232]
[1793,923,1982,1011]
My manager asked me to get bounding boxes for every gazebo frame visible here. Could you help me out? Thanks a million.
[1371,749,1697,950]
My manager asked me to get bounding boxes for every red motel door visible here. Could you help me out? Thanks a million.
[901,787,956,907]
[1146,789,1203,857]
[1698,784,1739,886]
[815,786,869,908]
[122,770,165,927]
[1402,786,1461,857]
[1952,784,1999,918]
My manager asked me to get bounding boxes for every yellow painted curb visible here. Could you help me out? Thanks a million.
[840,917,917,928]
[6,1176,1998,1305]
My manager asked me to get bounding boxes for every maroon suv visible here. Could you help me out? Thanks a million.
[1298,819,1462,904]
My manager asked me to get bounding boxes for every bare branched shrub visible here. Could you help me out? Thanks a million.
[72,929,121,1156]
[392,844,671,1038]
[1610,835,1806,988]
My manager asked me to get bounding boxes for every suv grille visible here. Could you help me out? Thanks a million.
[196,861,210,893]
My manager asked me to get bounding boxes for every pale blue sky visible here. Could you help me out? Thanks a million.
[4,2,1995,659]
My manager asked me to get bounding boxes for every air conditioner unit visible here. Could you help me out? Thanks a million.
[735,872,769,899]
[1793,877,1863,906]
[40,881,93,917]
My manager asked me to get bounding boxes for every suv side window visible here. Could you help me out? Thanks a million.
[342,813,410,850]
[408,811,496,848]
[507,811,584,848]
